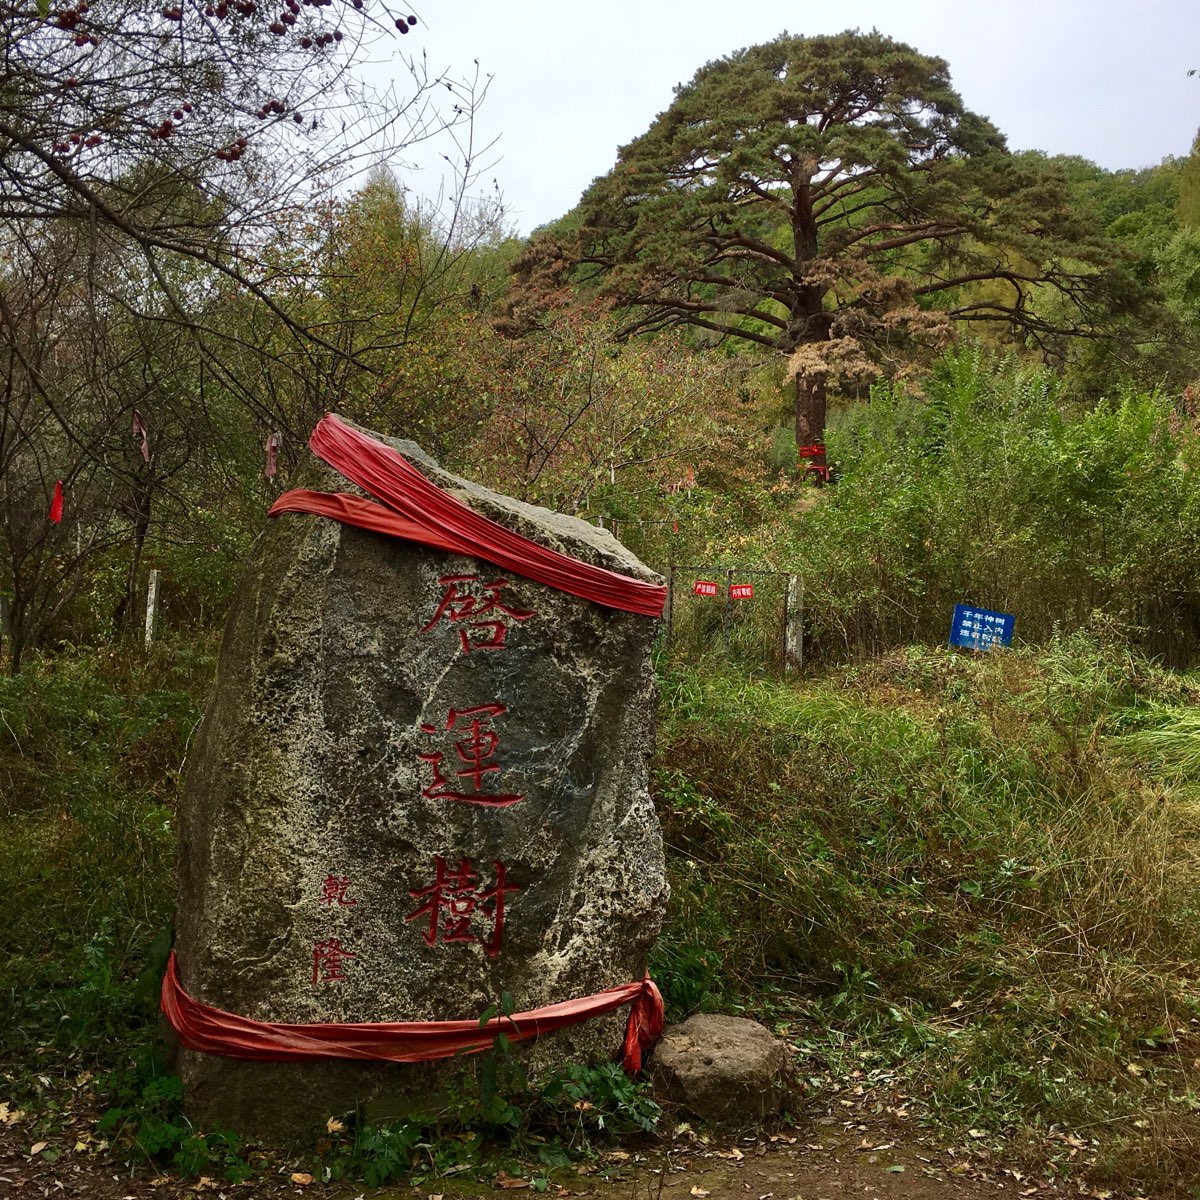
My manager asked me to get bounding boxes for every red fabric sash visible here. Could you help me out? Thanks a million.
[162,951,664,1074]
[267,414,666,619]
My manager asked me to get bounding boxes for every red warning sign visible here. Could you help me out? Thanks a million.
[730,583,754,600]
[693,580,719,597]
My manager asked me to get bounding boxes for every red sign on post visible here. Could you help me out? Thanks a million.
[730,583,754,600]
[693,580,718,597]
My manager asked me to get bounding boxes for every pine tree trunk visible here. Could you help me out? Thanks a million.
[794,374,828,478]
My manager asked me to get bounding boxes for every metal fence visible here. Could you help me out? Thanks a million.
[659,564,802,672]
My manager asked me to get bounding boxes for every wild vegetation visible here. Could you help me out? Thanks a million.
[4,16,1200,1198]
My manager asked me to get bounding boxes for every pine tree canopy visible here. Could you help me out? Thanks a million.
[511,29,1140,445]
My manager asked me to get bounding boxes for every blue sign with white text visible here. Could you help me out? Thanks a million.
[949,604,1014,651]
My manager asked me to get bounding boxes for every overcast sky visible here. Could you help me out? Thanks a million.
[385,0,1200,235]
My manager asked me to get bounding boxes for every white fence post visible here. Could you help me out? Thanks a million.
[785,574,803,672]
[144,569,162,650]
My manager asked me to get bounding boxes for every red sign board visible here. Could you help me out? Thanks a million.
[730,583,754,600]
[693,580,718,597]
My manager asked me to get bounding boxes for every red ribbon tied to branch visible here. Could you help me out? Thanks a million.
[48,480,63,524]
[131,409,150,463]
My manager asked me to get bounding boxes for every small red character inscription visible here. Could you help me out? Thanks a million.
[312,937,358,985]
[420,574,534,653]
[405,855,520,958]
[419,703,524,807]
[318,874,358,906]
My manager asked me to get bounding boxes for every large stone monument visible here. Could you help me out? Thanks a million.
[168,416,668,1140]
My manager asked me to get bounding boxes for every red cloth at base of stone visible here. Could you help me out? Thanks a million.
[161,951,664,1075]
[48,480,63,524]
[267,414,666,619]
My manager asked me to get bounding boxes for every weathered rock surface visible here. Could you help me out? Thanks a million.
[174,421,668,1140]
[651,1015,790,1123]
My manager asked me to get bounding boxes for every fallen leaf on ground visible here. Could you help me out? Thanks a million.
[497,1171,529,1189]
[325,1117,345,1134]
[715,1148,744,1160]
[690,1189,710,1198]
[28,1142,46,1155]
[290,1172,314,1186]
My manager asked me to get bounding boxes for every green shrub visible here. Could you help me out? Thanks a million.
[654,639,1200,1191]
[788,349,1200,665]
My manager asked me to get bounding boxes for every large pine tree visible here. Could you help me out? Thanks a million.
[513,30,1136,451]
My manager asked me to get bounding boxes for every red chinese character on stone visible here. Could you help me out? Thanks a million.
[420,574,534,653]
[419,703,524,807]
[405,855,520,958]
[318,874,358,906]
[312,936,358,985]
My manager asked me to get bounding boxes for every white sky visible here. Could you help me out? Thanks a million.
[385,0,1200,235]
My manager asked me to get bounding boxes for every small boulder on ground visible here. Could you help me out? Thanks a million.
[651,1013,790,1122]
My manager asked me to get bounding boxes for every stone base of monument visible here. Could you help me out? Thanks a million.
[171,420,667,1143]
[650,1015,792,1123]
[173,1015,627,1143]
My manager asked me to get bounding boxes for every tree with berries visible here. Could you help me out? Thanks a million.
[0,0,466,327]
[511,30,1139,455]
[0,0,483,669]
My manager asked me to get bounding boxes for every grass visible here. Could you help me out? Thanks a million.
[0,638,211,1070]
[652,630,1200,1194]
[6,630,1200,1192]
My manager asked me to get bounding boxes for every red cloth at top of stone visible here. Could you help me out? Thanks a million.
[267,413,666,619]
[161,951,664,1075]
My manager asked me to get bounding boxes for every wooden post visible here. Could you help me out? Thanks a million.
[144,569,161,651]
[723,568,733,654]
[785,574,803,672]
[663,565,675,650]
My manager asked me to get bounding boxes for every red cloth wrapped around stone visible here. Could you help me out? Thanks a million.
[267,413,666,619]
[162,952,664,1075]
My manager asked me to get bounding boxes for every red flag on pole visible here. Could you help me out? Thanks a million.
[131,409,150,462]
[49,480,63,524]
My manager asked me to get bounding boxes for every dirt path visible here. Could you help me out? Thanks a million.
[0,1105,1106,1200]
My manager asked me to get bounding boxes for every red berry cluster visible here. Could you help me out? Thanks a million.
[53,1,88,27]
[255,97,287,120]
[55,1,98,44]
[395,12,415,31]
[216,136,249,161]
[52,131,103,153]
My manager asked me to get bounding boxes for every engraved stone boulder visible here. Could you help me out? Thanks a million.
[172,420,668,1140]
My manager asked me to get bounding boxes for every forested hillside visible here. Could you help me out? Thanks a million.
[5,20,1200,1198]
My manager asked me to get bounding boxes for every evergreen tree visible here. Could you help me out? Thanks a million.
[513,30,1137,450]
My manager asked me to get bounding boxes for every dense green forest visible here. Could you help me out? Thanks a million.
[6,18,1200,1198]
